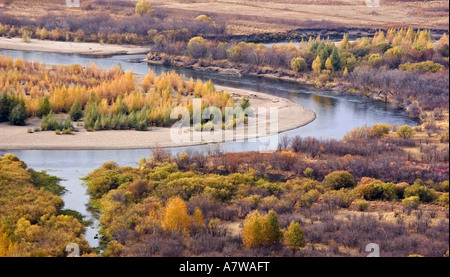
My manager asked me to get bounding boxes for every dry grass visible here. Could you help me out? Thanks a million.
[1,0,448,36]
[390,111,450,160]
[151,0,449,34]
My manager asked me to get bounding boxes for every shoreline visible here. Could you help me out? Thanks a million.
[0,86,316,151]
[0,39,317,150]
[0,37,151,56]
[144,52,317,86]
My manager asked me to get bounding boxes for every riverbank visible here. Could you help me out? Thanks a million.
[145,52,315,85]
[0,86,316,150]
[0,37,151,56]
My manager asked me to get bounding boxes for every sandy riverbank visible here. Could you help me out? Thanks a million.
[0,37,151,56]
[0,86,316,150]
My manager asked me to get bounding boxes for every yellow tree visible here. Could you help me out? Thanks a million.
[340,33,349,49]
[312,56,322,74]
[242,211,265,248]
[263,210,283,245]
[0,229,18,257]
[191,208,206,228]
[284,221,305,254]
[161,197,191,236]
[325,57,334,71]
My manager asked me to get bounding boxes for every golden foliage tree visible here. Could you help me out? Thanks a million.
[242,210,282,248]
[312,56,322,73]
[283,221,305,254]
[161,197,191,235]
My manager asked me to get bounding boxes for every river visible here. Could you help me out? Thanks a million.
[0,49,417,248]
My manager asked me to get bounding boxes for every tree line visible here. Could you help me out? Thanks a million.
[0,55,239,131]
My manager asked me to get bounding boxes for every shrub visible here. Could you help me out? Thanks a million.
[438,193,449,206]
[404,182,436,203]
[402,196,420,210]
[22,30,31,43]
[354,180,397,201]
[399,61,444,73]
[135,0,154,15]
[441,129,449,143]
[291,57,308,72]
[397,125,414,139]
[355,199,369,211]
[299,189,321,208]
[440,181,449,193]
[370,123,391,139]
[323,171,356,190]
[303,168,314,179]
[395,182,410,199]
[323,189,356,209]
[40,112,60,131]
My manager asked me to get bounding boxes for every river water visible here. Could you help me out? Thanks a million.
[0,49,417,248]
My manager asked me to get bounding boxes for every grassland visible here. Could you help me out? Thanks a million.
[1,0,448,36]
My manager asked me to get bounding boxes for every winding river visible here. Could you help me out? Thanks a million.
[0,49,417,248]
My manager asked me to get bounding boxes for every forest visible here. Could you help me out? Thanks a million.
[0,55,243,132]
[79,122,449,257]
[0,154,91,257]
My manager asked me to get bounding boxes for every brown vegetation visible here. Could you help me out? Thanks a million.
[81,125,449,256]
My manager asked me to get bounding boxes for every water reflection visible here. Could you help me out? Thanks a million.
[0,49,418,247]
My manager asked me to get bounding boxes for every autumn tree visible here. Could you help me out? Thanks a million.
[283,221,305,254]
[242,211,265,248]
[161,197,191,236]
[340,34,350,49]
[325,57,334,71]
[312,56,322,74]
[135,0,154,15]
[242,210,282,248]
